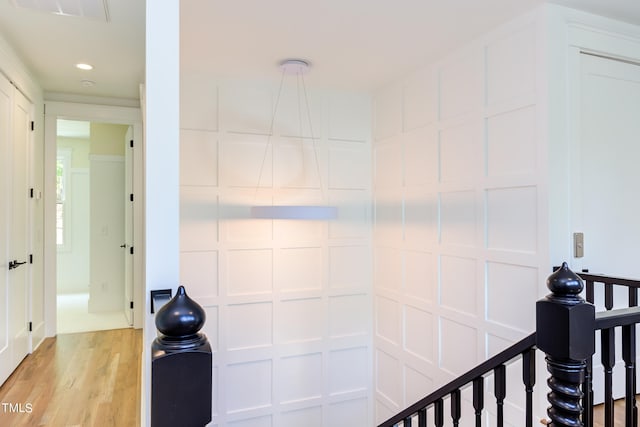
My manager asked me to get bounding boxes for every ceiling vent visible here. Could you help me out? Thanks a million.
[11,0,109,22]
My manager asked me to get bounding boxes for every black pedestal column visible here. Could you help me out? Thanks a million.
[151,286,212,427]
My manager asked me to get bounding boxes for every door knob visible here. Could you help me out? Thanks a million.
[8,260,27,270]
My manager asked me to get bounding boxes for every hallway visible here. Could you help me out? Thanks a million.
[0,328,141,426]
[57,293,130,334]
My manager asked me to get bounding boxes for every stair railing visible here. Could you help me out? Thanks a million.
[378,263,640,427]
[578,270,640,427]
[377,332,536,426]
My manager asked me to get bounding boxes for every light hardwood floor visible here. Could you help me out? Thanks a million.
[592,397,640,427]
[0,328,141,427]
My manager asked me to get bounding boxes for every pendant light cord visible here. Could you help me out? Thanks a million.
[252,62,325,203]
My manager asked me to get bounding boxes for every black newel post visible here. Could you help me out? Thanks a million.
[151,286,212,427]
[536,262,595,427]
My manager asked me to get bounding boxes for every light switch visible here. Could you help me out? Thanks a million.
[574,232,584,258]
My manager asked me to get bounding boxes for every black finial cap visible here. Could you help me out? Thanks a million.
[155,286,206,338]
[547,262,584,296]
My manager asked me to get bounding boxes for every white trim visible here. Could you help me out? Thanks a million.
[43,102,144,338]
[45,101,141,124]
[55,148,72,253]
[144,2,180,425]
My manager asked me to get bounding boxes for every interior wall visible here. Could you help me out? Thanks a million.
[88,154,125,312]
[372,8,550,424]
[56,138,90,294]
[90,122,127,156]
[179,74,373,426]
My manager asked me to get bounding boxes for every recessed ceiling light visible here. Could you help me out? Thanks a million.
[76,63,93,71]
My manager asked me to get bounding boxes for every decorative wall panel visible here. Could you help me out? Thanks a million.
[279,353,323,403]
[180,129,218,186]
[329,294,369,337]
[486,186,537,253]
[373,13,547,424]
[179,186,218,251]
[403,305,434,362]
[227,249,273,296]
[180,77,372,425]
[440,255,477,316]
[278,298,323,343]
[440,190,477,247]
[226,302,273,350]
[329,347,369,394]
[486,262,537,332]
[226,360,273,413]
[486,106,537,177]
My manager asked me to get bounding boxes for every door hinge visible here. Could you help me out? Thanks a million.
[29,254,33,264]
[30,121,34,131]
[28,322,32,332]
[29,188,34,198]
[130,246,134,255]
[130,301,134,309]
[130,193,134,202]
[130,139,134,148]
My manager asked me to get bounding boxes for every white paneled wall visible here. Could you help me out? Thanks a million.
[180,76,372,426]
[373,11,549,425]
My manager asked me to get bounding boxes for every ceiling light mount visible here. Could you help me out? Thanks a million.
[279,59,310,75]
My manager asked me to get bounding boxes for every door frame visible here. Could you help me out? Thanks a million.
[44,101,144,335]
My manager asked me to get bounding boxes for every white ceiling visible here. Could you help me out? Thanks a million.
[0,0,639,101]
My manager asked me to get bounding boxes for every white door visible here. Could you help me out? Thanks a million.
[573,53,640,401]
[0,81,31,387]
[575,53,640,279]
[124,126,134,325]
[10,88,31,369]
[0,71,13,386]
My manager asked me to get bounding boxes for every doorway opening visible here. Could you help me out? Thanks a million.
[55,119,134,334]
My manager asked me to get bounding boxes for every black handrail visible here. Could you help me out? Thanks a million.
[378,332,536,427]
[579,272,640,289]
[578,272,640,427]
[381,265,640,427]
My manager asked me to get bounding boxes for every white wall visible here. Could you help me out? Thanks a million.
[56,168,90,293]
[179,74,373,426]
[88,155,125,312]
[152,3,640,427]
[544,5,640,268]
[372,8,551,424]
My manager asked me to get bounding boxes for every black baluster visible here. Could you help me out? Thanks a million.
[418,408,426,427]
[494,364,506,427]
[601,327,615,426]
[629,288,638,427]
[434,399,443,427]
[586,280,594,304]
[403,416,412,427]
[605,284,613,310]
[582,276,594,427]
[629,286,637,307]
[536,262,595,427]
[623,324,636,427]
[522,348,535,427]
[451,389,461,426]
[473,377,484,427]
[583,356,594,427]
